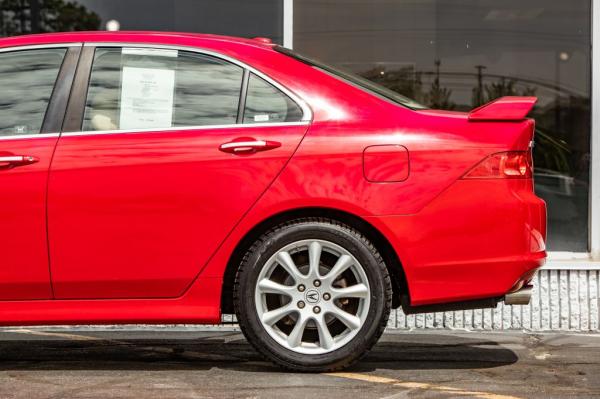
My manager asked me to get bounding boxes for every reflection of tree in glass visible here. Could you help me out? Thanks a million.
[361,65,425,105]
[482,77,537,104]
[0,0,100,36]
[360,59,456,109]
[425,59,454,110]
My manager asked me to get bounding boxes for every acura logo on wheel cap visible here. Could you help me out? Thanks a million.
[305,289,320,304]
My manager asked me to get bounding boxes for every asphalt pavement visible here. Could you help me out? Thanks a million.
[0,327,598,398]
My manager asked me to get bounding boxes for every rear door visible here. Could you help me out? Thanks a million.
[48,45,310,299]
[0,45,79,300]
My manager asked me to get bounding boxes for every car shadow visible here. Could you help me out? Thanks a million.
[0,331,518,372]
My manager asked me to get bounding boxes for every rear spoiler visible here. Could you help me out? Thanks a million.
[468,96,537,121]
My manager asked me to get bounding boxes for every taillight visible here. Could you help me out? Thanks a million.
[462,151,532,179]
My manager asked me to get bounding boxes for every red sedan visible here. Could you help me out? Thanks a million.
[0,32,546,371]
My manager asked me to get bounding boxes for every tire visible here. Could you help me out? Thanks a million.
[234,217,392,372]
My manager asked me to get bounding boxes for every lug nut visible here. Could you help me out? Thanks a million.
[313,280,321,287]
[297,301,306,309]
[313,306,321,314]
[298,284,306,292]
[323,293,331,301]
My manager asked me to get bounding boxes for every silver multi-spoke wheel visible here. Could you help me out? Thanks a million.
[235,219,391,371]
[255,239,371,355]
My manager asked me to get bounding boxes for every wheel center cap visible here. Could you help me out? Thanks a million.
[305,289,320,304]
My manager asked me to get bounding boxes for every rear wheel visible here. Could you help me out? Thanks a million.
[234,218,392,371]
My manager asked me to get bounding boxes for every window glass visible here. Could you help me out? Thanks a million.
[295,0,592,252]
[276,46,426,110]
[83,47,244,131]
[243,73,303,124]
[0,48,66,136]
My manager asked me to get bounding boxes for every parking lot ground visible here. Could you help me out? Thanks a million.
[0,327,598,399]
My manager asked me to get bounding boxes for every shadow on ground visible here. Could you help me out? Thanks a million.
[0,332,517,372]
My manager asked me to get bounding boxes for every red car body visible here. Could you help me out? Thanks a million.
[0,32,546,325]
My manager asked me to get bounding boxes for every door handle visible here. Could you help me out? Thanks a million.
[0,155,39,168]
[219,138,281,154]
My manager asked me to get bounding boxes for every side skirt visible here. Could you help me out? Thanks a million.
[0,277,221,326]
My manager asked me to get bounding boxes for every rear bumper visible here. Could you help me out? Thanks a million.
[400,283,534,315]
[367,178,547,307]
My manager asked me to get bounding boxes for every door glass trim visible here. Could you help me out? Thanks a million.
[61,121,310,138]
[0,43,82,53]
[0,133,60,141]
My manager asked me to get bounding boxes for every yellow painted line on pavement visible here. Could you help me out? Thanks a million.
[325,372,523,399]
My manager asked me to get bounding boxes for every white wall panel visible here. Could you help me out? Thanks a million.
[389,270,600,331]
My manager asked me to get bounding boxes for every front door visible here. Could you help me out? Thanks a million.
[48,45,309,299]
[0,46,75,300]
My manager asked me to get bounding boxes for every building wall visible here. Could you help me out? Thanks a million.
[291,0,600,333]
[387,269,600,331]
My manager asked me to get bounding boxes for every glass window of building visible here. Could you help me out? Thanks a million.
[294,0,592,252]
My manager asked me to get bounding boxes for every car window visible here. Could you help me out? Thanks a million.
[0,48,67,136]
[275,45,427,110]
[243,73,304,124]
[82,47,244,131]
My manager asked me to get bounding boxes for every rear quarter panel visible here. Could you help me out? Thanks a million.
[199,55,543,307]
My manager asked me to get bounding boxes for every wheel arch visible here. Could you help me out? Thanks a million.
[221,207,408,314]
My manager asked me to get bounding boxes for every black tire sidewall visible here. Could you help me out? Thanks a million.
[235,220,390,370]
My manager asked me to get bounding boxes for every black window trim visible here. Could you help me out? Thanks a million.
[62,45,95,133]
[42,46,82,133]
[62,42,312,135]
[236,69,250,124]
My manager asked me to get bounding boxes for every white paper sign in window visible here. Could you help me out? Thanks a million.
[119,67,175,130]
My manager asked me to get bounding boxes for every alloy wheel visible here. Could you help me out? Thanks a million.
[254,239,371,354]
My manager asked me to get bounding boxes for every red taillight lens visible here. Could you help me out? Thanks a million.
[463,151,532,179]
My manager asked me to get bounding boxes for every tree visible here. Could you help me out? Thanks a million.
[425,59,454,110]
[41,0,101,32]
[0,0,100,36]
[483,76,536,102]
[361,65,425,104]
